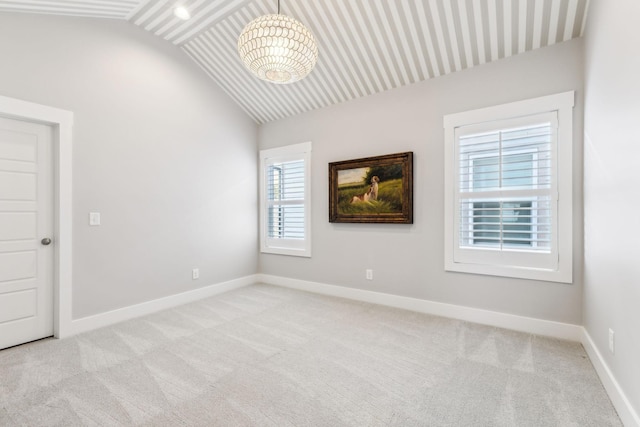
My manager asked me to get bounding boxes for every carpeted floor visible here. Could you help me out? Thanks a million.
[0,284,621,426]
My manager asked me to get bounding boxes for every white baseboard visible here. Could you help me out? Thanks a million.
[257,274,582,341]
[69,274,257,336]
[581,329,640,427]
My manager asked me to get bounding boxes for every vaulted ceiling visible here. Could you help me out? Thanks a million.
[0,0,589,124]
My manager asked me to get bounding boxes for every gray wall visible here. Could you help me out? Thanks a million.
[259,38,584,325]
[0,13,258,319]
[583,0,640,416]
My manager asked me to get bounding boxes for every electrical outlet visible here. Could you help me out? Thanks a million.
[192,268,199,280]
[365,269,373,280]
[89,212,101,226]
[608,328,615,354]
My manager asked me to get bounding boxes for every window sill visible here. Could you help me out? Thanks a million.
[261,246,311,258]
[445,259,572,283]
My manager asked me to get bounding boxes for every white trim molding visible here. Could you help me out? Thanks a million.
[0,94,74,339]
[259,141,312,258]
[70,275,258,335]
[444,91,574,283]
[257,274,582,341]
[581,329,640,427]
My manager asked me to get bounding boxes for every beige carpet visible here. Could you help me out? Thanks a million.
[0,284,621,426]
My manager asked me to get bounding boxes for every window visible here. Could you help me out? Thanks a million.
[444,92,574,283]
[259,142,311,257]
[460,117,552,253]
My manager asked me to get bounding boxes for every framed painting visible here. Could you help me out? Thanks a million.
[329,151,413,224]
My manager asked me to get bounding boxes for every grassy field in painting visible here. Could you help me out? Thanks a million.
[337,179,403,214]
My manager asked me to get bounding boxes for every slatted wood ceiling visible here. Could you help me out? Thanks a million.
[0,0,589,123]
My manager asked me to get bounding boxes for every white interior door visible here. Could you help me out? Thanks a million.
[0,116,53,350]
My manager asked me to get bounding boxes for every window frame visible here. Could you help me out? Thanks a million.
[444,92,574,283]
[259,142,312,257]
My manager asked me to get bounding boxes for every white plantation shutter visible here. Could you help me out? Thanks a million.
[444,91,574,283]
[453,113,558,270]
[266,160,305,239]
[457,115,555,253]
[260,142,311,257]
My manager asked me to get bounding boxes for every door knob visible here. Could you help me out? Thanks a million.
[41,238,52,246]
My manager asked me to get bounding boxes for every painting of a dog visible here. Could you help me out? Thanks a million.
[350,176,380,203]
[329,152,413,224]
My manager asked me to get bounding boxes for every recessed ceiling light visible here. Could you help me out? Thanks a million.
[174,5,190,20]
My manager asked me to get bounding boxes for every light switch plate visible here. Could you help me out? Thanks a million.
[89,212,101,226]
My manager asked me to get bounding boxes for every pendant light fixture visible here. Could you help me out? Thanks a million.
[237,0,318,84]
